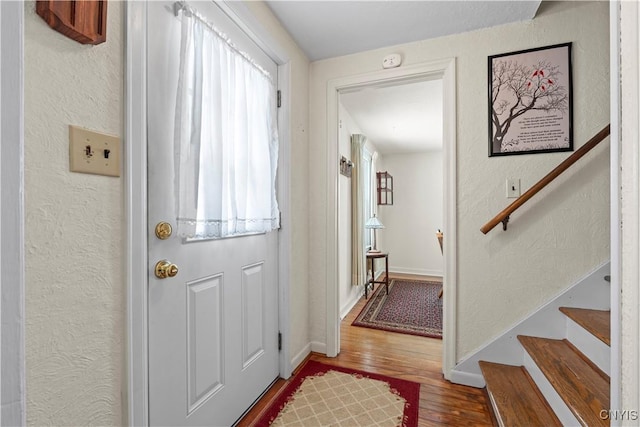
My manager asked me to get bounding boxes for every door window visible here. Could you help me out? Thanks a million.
[174,5,280,240]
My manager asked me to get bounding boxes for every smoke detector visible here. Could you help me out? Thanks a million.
[382,53,402,69]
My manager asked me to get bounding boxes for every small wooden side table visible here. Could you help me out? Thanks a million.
[365,252,389,299]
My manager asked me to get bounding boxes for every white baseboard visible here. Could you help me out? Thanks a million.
[310,341,326,356]
[389,267,443,277]
[449,369,485,388]
[290,343,312,372]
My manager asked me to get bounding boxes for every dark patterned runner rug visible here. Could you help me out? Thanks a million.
[352,279,443,339]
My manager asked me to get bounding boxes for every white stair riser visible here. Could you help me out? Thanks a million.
[523,352,581,426]
[566,318,610,376]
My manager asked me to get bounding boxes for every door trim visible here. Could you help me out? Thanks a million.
[125,3,292,424]
[217,2,294,380]
[325,59,458,377]
[125,3,149,426]
[608,0,621,418]
[0,2,26,424]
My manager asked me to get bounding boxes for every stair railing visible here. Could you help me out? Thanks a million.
[481,124,611,234]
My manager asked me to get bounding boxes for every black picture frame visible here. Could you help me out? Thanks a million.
[488,42,573,157]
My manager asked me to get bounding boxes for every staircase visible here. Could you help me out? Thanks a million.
[480,307,610,426]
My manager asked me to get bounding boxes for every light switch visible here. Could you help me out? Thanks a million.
[69,125,120,177]
[506,178,521,198]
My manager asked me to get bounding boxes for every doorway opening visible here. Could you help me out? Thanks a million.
[324,59,457,378]
[337,78,444,324]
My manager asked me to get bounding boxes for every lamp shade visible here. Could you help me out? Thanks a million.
[365,214,385,229]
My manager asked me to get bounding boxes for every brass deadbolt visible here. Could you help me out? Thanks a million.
[155,260,179,279]
[155,222,173,240]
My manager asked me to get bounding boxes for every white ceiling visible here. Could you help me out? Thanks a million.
[341,79,443,154]
[265,1,541,62]
[265,1,541,155]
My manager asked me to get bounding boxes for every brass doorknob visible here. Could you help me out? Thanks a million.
[155,221,173,240]
[155,260,179,279]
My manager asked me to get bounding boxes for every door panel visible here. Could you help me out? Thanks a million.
[146,2,279,425]
[242,263,266,367]
[186,274,224,415]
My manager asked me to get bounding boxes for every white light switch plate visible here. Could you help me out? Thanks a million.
[506,178,521,198]
[69,125,120,177]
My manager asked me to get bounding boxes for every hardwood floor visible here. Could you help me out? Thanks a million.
[238,275,494,426]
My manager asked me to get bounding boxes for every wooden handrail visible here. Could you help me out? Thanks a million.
[481,124,611,234]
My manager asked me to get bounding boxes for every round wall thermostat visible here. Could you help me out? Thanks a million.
[382,53,402,69]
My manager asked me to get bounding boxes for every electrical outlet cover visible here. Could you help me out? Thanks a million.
[69,125,121,177]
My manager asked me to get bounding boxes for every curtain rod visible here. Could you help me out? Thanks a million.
[172,1,274,83]
[174,1,185,17]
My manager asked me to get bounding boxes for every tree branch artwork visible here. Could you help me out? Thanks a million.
[488,43,573,156]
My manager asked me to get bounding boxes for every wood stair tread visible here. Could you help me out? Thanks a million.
[560,307,610,346]
[479,361,562,427]
[518,335,610,427]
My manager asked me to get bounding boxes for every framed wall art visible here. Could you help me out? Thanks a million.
[488,42,573,156]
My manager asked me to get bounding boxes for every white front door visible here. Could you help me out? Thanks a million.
[146,2,280,425]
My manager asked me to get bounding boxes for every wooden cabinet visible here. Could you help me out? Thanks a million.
[376,171,393,205]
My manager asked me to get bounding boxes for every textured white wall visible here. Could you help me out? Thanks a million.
[24,1,124,425]
[309,1,610,360]
[377,151,443,276]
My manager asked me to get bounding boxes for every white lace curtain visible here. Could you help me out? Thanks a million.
[174,5,280,239]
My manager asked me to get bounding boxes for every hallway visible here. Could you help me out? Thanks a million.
[239,275,493,426]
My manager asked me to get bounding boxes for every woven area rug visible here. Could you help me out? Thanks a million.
[352,279,443,339]
[254,360,419,426]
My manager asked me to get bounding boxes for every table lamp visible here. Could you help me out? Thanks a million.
[365,214,385,253]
